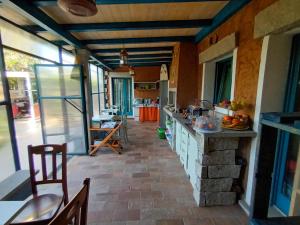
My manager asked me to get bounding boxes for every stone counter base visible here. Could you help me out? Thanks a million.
[194,137,242,206]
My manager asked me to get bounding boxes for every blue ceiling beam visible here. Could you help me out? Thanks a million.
[1,0,111,70]
[83,36,194,45]
[99,53,172,60]
[92,47,173,54]
[33,0,229,7]
[24,19,212,33]
[195,0,251,43]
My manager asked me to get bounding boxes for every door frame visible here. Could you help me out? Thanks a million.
[272,34,300,215]
[108,72,134,117]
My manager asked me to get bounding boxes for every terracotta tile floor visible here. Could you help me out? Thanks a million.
[66,121,249,225]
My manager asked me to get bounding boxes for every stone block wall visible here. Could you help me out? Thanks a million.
[194,137,241,206]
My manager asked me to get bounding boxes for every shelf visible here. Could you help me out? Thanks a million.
[134,80,159,84]
[134,81,159,90]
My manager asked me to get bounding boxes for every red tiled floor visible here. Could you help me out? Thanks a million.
[156,219,184,225]
[132,172,150,178]
[63,121,248,225]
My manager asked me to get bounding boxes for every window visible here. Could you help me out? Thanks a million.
[0,45,18,182]
[90,65,105,116]
[213,57,233,104]
[62,51,75,64]
[98,68,106,111]
[0,19,59,63]
[90,64,100,116]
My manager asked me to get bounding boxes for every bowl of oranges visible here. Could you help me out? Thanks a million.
[222,113,250,130]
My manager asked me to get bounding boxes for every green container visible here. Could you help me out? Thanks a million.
[157,128,166,139]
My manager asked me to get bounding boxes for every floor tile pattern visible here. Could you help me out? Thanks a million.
[65,121,249,225]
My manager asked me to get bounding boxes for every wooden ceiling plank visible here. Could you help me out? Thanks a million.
[83,36,193,45]
[23,19,212,32]
[100,53,172,59]
[92,47,173,53]
[33,0,229,7]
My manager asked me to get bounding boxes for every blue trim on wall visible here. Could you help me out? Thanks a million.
[195,0,251,43]
[82,36,194,45]
[33,0,229,7]
[24,19,212,32]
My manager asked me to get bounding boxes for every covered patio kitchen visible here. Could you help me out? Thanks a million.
[0,1,300,225]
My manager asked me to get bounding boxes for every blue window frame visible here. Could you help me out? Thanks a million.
[272,34,300,215]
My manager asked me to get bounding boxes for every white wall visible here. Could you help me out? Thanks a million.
[243,34,293,212]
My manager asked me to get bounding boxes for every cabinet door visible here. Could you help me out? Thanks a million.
[188,135,198,188]
[181,127,189,171]
[176,122,181,155]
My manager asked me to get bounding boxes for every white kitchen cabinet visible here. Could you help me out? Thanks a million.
[187,135,198,188]
[180,127,189,171]
[175,122,181,155]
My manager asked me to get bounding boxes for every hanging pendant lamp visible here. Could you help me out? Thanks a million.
[120,49,128,66]
[58,0,98,17]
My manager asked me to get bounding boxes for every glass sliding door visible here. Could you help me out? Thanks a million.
[0,34,19,181]
[111,77,133,116]
[90,64,100,116]
[98,68,106,111]
[34,65,88,154]
[0,103,17,181]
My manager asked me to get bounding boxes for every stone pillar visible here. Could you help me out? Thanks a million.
[194,137,241,206]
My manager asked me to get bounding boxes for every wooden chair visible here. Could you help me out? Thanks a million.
[89,121,123,155]
[48,178,90,225]
[11,144,68,225]
[121,114,129,144]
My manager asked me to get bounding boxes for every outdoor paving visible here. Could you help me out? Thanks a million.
[65,120,249,225]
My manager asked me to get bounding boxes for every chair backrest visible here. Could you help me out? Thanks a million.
[28,143,68,204]
[48,178,90,225]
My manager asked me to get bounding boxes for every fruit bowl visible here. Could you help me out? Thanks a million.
[222,114,249,130]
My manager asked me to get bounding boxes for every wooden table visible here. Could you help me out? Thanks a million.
[89,121,123,156]
[0,201,25,225]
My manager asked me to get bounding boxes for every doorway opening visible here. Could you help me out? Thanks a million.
[111,77,133,116]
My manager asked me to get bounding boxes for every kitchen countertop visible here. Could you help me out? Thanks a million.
[172,113,257,139]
